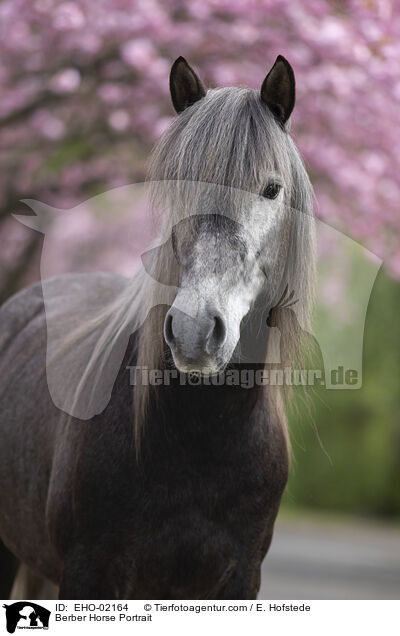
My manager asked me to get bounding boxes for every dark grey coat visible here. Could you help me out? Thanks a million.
[0,274,288,599]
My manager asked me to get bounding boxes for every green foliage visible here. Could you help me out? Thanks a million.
[283,269,400,517]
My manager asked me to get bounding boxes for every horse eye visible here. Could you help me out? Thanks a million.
[262,183,282,199]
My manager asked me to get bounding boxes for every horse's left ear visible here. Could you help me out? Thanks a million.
[170,56,206,113]
[260,55,295,126]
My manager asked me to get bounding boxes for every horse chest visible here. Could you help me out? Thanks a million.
[126,465,266,598]
[59,405,287,598]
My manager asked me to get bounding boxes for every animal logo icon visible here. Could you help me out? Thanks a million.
[3,602,50,634]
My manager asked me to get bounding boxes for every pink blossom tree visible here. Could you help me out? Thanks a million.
[1,0,399,300]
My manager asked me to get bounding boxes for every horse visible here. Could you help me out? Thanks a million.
[0,55,315,599]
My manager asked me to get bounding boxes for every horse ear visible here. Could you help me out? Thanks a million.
[260,55,295,126]
[170,56,206,114]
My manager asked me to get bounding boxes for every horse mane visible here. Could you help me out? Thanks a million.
[134,86,315,451]
[45,86,315,454]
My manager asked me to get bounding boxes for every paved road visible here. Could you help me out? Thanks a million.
[259,515,400,599]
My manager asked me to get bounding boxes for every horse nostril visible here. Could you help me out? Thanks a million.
[214,314,226,344]
[206,312,227,353]
[164,311,175,346]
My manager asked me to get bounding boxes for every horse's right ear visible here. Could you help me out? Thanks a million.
[170,57,206,113]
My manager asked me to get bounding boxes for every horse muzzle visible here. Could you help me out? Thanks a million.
[164,305,229,374]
